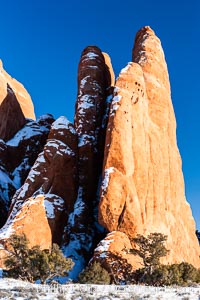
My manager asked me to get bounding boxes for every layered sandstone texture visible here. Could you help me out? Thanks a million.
[0,60,35,119]
[99,26,200,268]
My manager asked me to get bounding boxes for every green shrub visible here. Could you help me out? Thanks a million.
[132,262,200,286]
[130,232,169,275]
[100,252,134,284]
[78,261,111,284]
[3,233,74,283]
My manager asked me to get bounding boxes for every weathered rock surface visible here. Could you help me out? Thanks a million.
[0,195,52,250]
[74,46,113,218]
[99,26,200,268]
[3,116,78,245]
[0,85,26,141]
[0,60,35,119]
[92,231,138,282]
[77,47,113,204]
[102,52,115,86]
[0,114,54,228]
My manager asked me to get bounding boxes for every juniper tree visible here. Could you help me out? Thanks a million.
[130,232,169,274]
[78,261,111,284]
[3,234,74,283]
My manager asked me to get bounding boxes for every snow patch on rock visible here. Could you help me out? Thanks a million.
[52,116,76,135]
[101,167,114,197]
[44,194,65,219]
[120,62,132,74]
[68,187,85,227]
[110,95,122,115]
[78,134,95,147]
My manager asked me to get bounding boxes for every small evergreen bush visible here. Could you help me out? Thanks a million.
[130,232,169,275]
[131,263,200,286]
[78,261,111,284]
[3,233,74,283]
[129,233,200,286]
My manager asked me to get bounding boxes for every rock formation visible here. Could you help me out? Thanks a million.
[0,116,77,246]
[98,26,200,268]
[74,47,112,198]
[0,26,199,277]
[0,114,54,228]
[0,60,35,119]
[0,85,26,141]
[0,195,52,251]
[62,47,114,278]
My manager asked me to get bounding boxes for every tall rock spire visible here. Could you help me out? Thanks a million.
[63,46,114,278]
[99,26,200,268]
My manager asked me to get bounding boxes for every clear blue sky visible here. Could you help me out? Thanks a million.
[0,0,199,229]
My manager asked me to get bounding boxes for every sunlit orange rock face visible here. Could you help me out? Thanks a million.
[0,195,51,249]
[99,26,200,268]
[0,195,52,267]
[0,60,35,119]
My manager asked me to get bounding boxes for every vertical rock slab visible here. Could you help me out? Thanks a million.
[0,60,35,119]
[74,46,110,197]
[64,47,114,279]
[74,46,113,226]
[0,85,26,141]
[99,26,200,268]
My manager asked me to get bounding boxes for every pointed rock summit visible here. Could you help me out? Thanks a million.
[99,26,200,268]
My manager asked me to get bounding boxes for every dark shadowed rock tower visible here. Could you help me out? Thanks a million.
[63,46,114,277]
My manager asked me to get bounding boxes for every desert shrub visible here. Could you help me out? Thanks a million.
[102,252,134,284]
[132,262,200,286]
[78,261,111,284]
[0,290,12,298]
[3,233,74,283]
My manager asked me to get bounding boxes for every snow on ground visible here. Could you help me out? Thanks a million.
[0,277,199,300]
